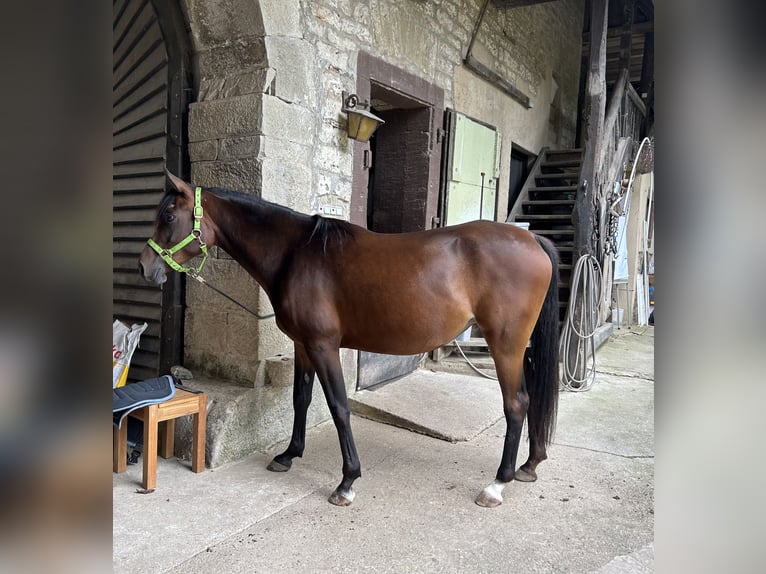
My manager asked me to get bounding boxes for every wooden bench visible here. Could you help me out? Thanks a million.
[113,388,207,490]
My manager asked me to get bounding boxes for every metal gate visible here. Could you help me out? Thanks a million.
[113,0,189,381]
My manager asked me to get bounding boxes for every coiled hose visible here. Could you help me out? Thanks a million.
[560,254,603,391]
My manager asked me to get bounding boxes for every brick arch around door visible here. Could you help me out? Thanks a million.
[113,0,191,381]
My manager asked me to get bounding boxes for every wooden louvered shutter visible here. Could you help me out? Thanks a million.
[113,0,188,381]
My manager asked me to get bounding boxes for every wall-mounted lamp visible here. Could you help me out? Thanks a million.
[342,91,384,142]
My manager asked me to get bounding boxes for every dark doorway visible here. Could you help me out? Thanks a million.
[366,89,433,233]
[508,147,534,218]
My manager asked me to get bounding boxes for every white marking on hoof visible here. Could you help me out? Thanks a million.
[328,488,355,506]
[475,479,509,508]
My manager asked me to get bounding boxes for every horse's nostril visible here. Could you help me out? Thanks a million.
[138,261,145,276]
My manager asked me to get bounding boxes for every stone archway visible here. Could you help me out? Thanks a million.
[179,0,319,383]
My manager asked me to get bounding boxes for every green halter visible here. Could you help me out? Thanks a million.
[147,186,209,274]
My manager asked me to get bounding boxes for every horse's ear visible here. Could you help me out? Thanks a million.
[165,168,194,200]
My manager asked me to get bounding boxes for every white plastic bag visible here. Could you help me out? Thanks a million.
[112,320,148,388]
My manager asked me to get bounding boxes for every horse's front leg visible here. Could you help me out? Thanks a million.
[306,343,361,506]
[267,344,315,472]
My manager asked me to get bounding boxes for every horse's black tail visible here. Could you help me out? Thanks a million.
[528,235,560,446]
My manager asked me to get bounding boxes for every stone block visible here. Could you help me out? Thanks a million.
[184,307,229,359]
[198,69,273,102]
[315,41,351,79]
[191,157,262,192]
[264,354,294,388]
[314,142,351,175]
[219,135,262,159]
[224,311,261,364]
[259,157,312,210]
[259,135,311,166]
[259,0,301,37]
[196,38,268,81]
[263,36,317,109]
[188,93,263,142]
[185,0,264,48]
[189,139,219,162]
[258,320,292,360]
[260,94,314,146]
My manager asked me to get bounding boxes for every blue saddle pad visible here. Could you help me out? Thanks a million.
[113,375,176,428]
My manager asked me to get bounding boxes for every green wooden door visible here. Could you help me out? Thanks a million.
[444,112,501,226]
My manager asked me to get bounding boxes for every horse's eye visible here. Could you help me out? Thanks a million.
[165,213,176,223]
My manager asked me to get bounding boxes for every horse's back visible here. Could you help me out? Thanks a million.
[275,218,554,353]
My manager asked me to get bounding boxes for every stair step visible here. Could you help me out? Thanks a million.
[531,228,574,235]
[541,159,581,169]
[516,214,573,221]
[528,185,578,192]
[535,172,580,180]
[523,199,575,206]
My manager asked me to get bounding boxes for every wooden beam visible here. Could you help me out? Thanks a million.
[464,54,532,109]
[582,20,653,44]
[639,31,654,98]
[575,0,608,258]
[619,0,636,73]
[600,68,629,175]
[626,82,646,117]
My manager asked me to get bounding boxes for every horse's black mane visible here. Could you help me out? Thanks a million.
[307,214,355,253]
[158,185,354,252]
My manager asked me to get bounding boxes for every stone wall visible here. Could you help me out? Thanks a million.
[175,0,584,450]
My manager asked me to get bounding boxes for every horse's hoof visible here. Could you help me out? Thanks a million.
[514,468,538,482]
[328,488,355,506]
[475,491,503,508]
[475,479,508,508]
[266,458,291,472]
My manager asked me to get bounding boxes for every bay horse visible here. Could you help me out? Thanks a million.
[139,172,560,508]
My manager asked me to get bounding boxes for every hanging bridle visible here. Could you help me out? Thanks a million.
[147,186,209,274]
[146,186,274,320]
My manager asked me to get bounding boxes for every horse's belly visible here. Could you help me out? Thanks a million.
[339,303,472,355]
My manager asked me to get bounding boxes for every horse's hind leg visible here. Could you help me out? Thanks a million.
[475,332,529,508]
[267,344,315,472]
[515,352,547,482]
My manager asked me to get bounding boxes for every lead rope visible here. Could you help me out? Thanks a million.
[187,271,275,320]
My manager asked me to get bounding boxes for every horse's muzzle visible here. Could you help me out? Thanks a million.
[138,249,167,286]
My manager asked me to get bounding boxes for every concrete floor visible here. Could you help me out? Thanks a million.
[113,326,654,573]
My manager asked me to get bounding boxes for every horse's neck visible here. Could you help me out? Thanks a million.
[211,196,310,294]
